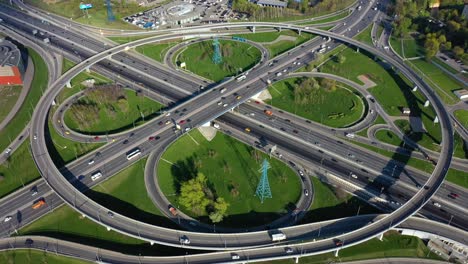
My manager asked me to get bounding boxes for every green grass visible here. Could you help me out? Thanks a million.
[0,142,40,198]
[87,158,178,229]
[233,31,284,43]
[63,89,164,134]
[299,177,378,223]
[108,35,157,44]
[394,119,442,153]
[454,109,468,129]
[356,114,386,137]
[445,168,468,189]
[407,58,462,105]
[354,24,373,46]
[0,49,47,151]
[136,41,181,63]
[375,129,405,146]
[24,0,145,30]
[0,250,91,264]
[18,160,194,256]
[433,57,459,74]
[266,232,442,263]
[158,130,301,228]
[177,40,262,82]
[265,77,365,128]
[453,132,468,159]
[265,32,315,57]
[389,36,403,57]
[389,36,424,58]
[0,85,22,123]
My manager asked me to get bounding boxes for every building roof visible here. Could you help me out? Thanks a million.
[0,38,21,68]
[454,89,468,97]
[257,0,287,8]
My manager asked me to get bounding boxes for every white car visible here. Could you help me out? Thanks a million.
[351,173,358,179]
[217,101,222,106]
[231,254,240,260]
[433,202,441,208]
[223,103,228,107]
[5,147,12,154]
[4,216,12,222]
[88,159,95,165]
[33,134,37,140]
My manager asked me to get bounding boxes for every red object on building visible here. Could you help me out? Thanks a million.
[0,66,22,85]
[0,38,25,85]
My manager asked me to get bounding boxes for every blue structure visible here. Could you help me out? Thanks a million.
[106,0,115,22]
[255,159,272,203]
[232,36,246,42]
[212,38,222,64]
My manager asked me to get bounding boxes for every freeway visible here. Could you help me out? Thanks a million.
[25,17,454,252]
[0,215,465,263]
[0,0,460,255]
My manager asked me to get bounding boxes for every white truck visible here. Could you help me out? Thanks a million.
[271,232,286,242]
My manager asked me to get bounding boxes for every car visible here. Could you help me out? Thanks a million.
[255,101,261,104]
[107,211,114,218]
[448,193,459,199]
[217,101,222,105]
[25,238,34,245]
[285,247,293,254]
[347,153,355,158]
[280,127,286,131]
[433,202,441,208]
[351,173,358,179]
[293,129,298,134]
[189,221,197,227]
[298,170,304,176]
[335,239,343,246]
[231,254,240,260]
[88,159,95,165]
[33,133,37,140]
[236,95,242,100]
[179,120,186,124]
[94,136,100,140]
[304,189,309,196]
[165,112,171,117]
[31,187,38,196]
[165,120,171,125]
[65,130,70,135]
[250,113,255,116]
[223,103,228,107]
[148,136,155,141]
[4,216,12,222]
[314,142,321,146]
[245,127,251,133]
[185,127,190,132]
[5,147,12,154]
[158,121,163,125]
[123,139,129,144]
[179,236,190,244]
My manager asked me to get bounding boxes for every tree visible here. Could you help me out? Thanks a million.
[179,173,210,215]
[209,198,229,223]
[337,54,346,64]
[424,36,440,60]
[453,46,464,59]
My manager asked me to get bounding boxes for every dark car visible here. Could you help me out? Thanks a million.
[123,140,129,145]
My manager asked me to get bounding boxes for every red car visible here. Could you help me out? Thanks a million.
[148,136,155,141]
[179,120,186,124]
[255,100,261,104]
[94,136,100,140]
[335,240,343,246]
[448,193,459,199]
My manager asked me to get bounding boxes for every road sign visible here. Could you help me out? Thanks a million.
[79,3,93,10]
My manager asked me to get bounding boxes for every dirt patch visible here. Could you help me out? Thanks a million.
[357,75,377,89]
[198,126,217,141]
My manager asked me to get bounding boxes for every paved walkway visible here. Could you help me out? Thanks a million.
[0,57,34,132]
[259,34,297,45]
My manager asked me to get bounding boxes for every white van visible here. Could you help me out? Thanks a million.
[91,171,102,181]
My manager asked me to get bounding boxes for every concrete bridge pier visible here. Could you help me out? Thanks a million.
[335,249,340,257]
[295,256,300,263]
[297,29,301,35]
[378,233,384,241]
[66,81,72,88]
[85,66,90,73]
[250,26,256,33]
[276,27,282,32]
[106,227,111,231]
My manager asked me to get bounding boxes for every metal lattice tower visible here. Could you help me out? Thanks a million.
[212,38,222,64]
[255,159,272,203]
[106,0,115,22]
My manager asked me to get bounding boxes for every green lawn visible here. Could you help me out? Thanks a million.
[265,77,365,128]
[63,88,163,134]
[453,132,468,159]
[265,32,315,57]
[297,11,349,25]
[18,160,193,256]
[158,130,301,228]
[87,158,178,229]
[266,232,441,263]
[0,85,21,123]
[356,115,386,137]
[177,40,261,82]
[299,177,378,223]
[0,49,47,151]
[454,109,468,129]
[233,31,284,43]
[408,59,462,105]
[0,142,40,198]
[375,129,405,146]
[389,36,403,57]
[445,168,468,189]
[24,0,144,30]
[389,36,424,58]
[108,35,156,44]
[136,41,181,63]
[354,24,373,46]
[0,250,91,264]
[394,119,442,153]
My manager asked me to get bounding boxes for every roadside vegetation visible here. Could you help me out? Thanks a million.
[136,41,181,63]
[454,109,468,130]
[266,77,365,128]
[0,85,21,123]
[0,250,91,264]
[356,115,386,137]
[63,86,163,134]
[0,49,47,151]
[267,231,442,264]
[176,40,262,82]
[158,130,301,228]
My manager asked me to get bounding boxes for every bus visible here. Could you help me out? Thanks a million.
[236,75,246,82]
[126,148,141,160]
[32,198,46,209]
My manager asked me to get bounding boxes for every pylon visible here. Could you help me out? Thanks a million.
[255,159,272,203]
[212,38,222,64]
[106,0,115,22]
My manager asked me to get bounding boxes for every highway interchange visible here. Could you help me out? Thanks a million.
[0,0,467,263]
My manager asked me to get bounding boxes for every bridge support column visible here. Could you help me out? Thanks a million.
[106,227,111,231]
[277,27,282,32]
[334,249,339,257]
[251,26,256,33]
[150,241,154,246]
[356,47,360,53]
[85,66,90,73]
[66,81,72,88]
[378,233,383,241]
[297,29,301,35]
[424,100,430,107]
[295,257,299,263]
